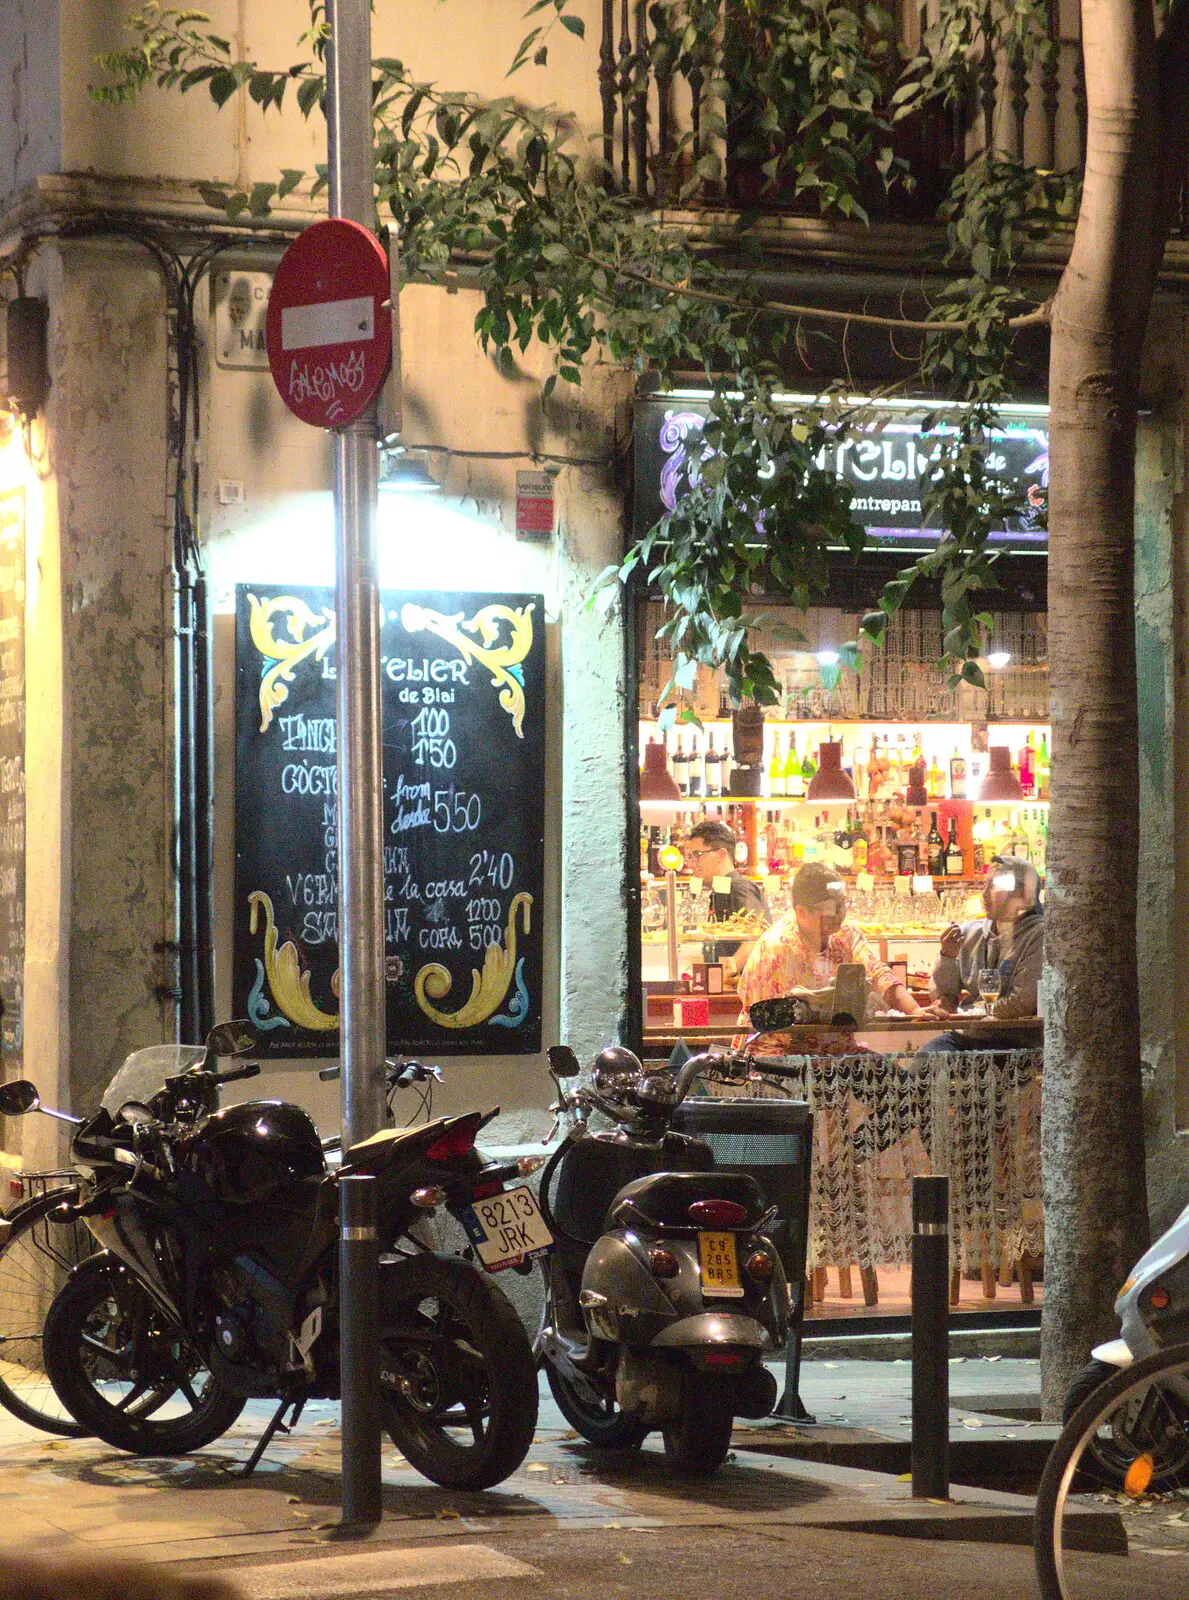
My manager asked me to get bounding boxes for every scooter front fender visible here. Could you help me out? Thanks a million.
[651,1311,776,1351]
[1090,1337,1133,1369]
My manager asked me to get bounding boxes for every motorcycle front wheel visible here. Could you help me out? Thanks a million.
[544,1356,649,1450]
[379,1254,537,1490]
[42,1254,244,1455]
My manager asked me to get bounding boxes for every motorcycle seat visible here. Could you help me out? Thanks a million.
[608,1169,766,1231]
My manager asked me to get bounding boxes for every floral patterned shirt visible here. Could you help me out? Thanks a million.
[734,915,898,1055]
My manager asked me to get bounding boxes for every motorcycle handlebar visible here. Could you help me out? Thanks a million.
[216,1062,261,1085]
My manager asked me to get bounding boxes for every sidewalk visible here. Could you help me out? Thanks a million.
[0,1360,1115,1578]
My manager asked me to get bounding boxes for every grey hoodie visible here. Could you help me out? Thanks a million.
[930,906,1044,1021]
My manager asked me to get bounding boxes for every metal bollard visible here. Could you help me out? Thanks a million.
[340,1173,382,1530]
[911,1174,950,1500]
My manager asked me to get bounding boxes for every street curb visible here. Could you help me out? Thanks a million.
[802,1325,1040,1361]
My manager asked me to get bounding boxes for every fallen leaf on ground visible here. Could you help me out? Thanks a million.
[525,1462,549,1472]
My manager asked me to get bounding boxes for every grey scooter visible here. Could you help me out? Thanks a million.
[535,1045,789,1475]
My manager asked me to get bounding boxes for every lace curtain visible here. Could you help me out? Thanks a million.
[717,1050,1044,1275]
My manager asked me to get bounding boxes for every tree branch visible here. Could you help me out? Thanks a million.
[578,253,1052,334]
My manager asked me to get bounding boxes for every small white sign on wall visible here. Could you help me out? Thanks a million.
[213,270,272,370]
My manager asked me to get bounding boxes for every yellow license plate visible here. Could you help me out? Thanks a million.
[698,1231,744,1298]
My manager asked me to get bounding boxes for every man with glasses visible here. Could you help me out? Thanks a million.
[682,819,770,969]
[737,860,922,1051]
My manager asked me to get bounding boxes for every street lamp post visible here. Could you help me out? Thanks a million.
[325,0,387,1531]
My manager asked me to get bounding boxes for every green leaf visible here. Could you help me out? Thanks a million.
[276,168,304,199]
[559,14,585,37]
[209,68,240,108]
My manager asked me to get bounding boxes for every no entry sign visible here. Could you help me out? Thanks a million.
[266,219,392,428]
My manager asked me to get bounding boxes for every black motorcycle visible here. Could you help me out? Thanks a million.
[535,1043,789,1475]
[0,1022,545,1490]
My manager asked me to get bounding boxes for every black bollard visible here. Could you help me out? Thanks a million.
[911,1174,950,1500]
[340,1173,382,1530]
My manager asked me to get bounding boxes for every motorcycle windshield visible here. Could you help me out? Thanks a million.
[100,1045,208,1114]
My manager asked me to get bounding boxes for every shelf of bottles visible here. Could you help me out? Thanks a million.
[638,717,1051,990]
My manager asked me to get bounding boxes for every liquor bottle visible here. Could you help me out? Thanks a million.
[803,815,822,862]
[783,734,804,799]
[704,733,721,798]
[687,736,703,799]
[852,820,869,873]
[1019,731,1036,799]
[949,747,967,800]
[1036,732,1050,800]
[834,811,854,872]
[927,810,945,876]
[896,832,921,877]
[802,741,818,786]
[647,826,662,876]
[768,734,786,798]
[719,740,733,796]
[672,734,689,796]
[852,738,868,799]
[928,750,945,799]
[972,807,993,874]
[945,816,964,876]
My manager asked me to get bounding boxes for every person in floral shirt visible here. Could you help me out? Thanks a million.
[736,860,921,1054]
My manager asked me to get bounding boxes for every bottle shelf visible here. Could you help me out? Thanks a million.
[646,795,1050,808]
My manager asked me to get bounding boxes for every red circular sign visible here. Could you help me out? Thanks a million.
[266,219,392,429]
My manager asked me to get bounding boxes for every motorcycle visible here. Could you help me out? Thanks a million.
[0,1021,546,1490]
[535,1042,790,1476]
[1060,1193,1189,1486]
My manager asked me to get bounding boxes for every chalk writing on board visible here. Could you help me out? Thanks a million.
[233,586,546,1057]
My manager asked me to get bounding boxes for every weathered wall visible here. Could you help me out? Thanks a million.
[0,0,60,209]
[204,276,632,1141]
[1137,299,1189,1230]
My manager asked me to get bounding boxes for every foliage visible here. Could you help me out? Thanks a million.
[91,0,1071,710]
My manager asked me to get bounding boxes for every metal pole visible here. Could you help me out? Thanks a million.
[326,0,387,1157]
[665,867,679,981]
[340,1175,382,1529]
[911,1174,950,1500]
[326,0,385,1533]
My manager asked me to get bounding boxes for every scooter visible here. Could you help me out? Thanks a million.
[1063,1194,1189,1483]
[534,1043,789,1476]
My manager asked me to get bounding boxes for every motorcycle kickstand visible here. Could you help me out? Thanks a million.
[239,1397,306,1478]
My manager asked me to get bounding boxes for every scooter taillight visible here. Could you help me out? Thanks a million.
[424,1113,482,1163]
[703,1350,745,1368]
[688,1199,749,1228]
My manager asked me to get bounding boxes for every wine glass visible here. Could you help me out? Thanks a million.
[977,967,1002,1009]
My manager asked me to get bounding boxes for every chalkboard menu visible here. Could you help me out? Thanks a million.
[0,491,24,1070]
[233,585,546,1058]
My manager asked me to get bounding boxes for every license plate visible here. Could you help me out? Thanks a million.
[459,1185,554,1273]
[698,1231,744,1298]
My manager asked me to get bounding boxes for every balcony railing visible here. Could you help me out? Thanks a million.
[595,1,1093,222]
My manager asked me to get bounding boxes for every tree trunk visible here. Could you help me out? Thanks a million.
[1040,0,1162,1413]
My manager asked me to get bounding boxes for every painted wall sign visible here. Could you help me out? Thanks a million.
[265,220,392,428]
[233,586,546,1058]
[632,396,1049,551]
[0,490,24,1068]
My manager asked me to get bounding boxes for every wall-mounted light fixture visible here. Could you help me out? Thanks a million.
[377,439,441,496]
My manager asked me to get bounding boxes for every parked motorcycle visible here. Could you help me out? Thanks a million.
[0,1021,545,1489]
[535,1043,790,1475]
[1059,1193,1189,1486]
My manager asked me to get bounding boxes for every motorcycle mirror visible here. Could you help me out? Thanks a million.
[0,1080,39,1116]
[118,1101,154,1125]
[205,1019,258,1058]
[547,1045,580,1082]
[746,996,803,1033]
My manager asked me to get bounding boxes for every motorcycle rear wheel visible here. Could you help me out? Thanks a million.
[379,1254,537,1490]
[42,1254,245,1455]
[544,1357,649,1450]
[661,1368,735,1476]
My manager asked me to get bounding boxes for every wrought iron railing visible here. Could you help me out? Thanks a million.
[596,1,1089,217]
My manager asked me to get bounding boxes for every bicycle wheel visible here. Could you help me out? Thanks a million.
[1034,1340,1189,1600]
[0,1191,94,1435]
